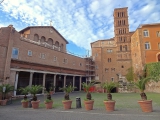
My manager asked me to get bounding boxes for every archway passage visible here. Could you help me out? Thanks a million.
[158,54,160,61]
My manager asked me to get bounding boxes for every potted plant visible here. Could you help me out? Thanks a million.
[82,81,95,111]
[0,84,14,106]
[134,77,152,112]
[102,82,117,112]
[19,86,30,108]
[44,91,53,109]
[30,85,43,109]
[49,83,55,95]
[59,84,76,110]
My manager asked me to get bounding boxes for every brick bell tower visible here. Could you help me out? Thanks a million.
[113,7,132,76]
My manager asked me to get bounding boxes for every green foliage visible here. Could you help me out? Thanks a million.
[134,77,151,93]
[19,86,30,96]
[49,83,55,91]
[59,84,76,100]
[44,99,53,103]
[145,62,160,82]
[29,85,43,96]
[102,82,117,93]
[126,67,134,82]
[21,99,28,102]
[0,84,14,99]
[82,81,95,93]
[59,85,76,94]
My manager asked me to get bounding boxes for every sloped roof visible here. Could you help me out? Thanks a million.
[19,26,69,44]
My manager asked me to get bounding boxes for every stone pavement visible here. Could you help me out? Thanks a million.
[0,92,160,120]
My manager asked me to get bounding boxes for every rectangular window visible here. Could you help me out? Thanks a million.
[28,50,32,56]
[79,63,82,66]
[107,49,113,53]
[63,58,68,63]
[40,53,45,59]
[145,42,150,49]
[111,77,114,81]
[53,56,57,61]
[105,68,109,72]
[95,65,98,70]
[11,48,19,59]
[157,31,160,37]
[143,30,149,37]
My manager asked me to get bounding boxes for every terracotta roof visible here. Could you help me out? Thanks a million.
[19,26,69,44]
[138,23,160,28]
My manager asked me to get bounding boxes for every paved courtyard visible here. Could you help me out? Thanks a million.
[0,92,160,120]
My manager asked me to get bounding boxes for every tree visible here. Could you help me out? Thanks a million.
[126,67,134,82]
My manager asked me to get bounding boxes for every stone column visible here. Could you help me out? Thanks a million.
[63,75,66,88]
[53,74,57,92]
[14,71,19,96]
[42,73,46,94]
[79,76,82,91]
[29,72,34,87]
[73,76,75,91]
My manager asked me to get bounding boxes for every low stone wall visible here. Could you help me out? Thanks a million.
[146,81,160,93]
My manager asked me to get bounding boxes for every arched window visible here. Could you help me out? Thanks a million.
[145,42,150,49]
[118,12,119,17]
[55,41,59,47]
[61,44,63,51]
[125,45,127,51]
[122,12,123,17]
[40,36,46,42]
[158,54,160,61]
[47,38,53,45]
[34,34,39,42]
[120,45,122,51]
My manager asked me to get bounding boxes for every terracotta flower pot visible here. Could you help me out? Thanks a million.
[138,100,152,112]
[0,99,8,106]
[62,100,72,110]
[104,101,116,112]
[31,100,40,109]
[84,100,94,111]
[44,101,53,109]
[21,101,28,108]
[50,91,54,95]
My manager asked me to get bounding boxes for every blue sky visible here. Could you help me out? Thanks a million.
[0,0,160,56]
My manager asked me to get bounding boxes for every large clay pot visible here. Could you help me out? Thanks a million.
[44,101,53,109]
[31,100,40,109]
[84,100,94,111]
[21,101,28,108]
[138,100,152,112]
[62,100,72,110]
[0,99,8,106]
[104,101,116,112]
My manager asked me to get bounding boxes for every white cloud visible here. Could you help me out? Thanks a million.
[0,0,160,50]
